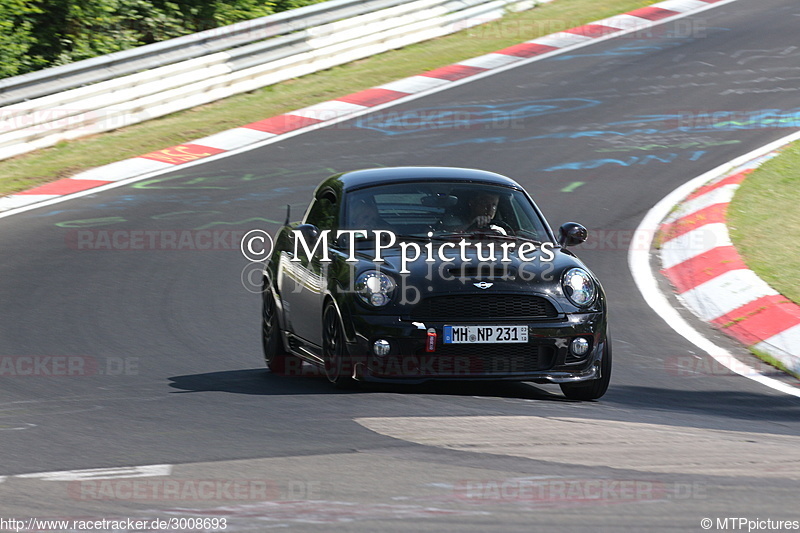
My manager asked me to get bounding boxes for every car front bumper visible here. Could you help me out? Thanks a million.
[343,312,607,384]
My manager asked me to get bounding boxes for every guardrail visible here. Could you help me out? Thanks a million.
[0,0,546,163]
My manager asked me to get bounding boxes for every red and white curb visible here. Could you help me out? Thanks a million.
[0,0,731,214]
[631,130,800,397]
[659,151,800,377]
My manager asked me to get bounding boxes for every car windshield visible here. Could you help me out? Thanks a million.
[343,181,550,242]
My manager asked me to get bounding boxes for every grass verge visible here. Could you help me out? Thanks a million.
[728,140,800,378]
[0,0,656,196]
[728,141,800,305]
[750,347,800,380]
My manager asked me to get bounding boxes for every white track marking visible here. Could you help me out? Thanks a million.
[192,127,276,151]
[629,129,800,398]
[15,464,172,481]
[679,269,778,321]
[291,100,369,120]
[660,223,732,270]
[666,183,740,221]
[69,157,174,181]
[458,53,521,69]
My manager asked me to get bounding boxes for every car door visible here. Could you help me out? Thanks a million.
[279,188,338,347]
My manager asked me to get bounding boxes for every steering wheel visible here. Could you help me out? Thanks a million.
[466,219,514,235]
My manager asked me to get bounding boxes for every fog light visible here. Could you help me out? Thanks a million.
[570,337,590,357]
[373,339,391,357]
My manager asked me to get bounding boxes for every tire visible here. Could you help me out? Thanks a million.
[560,335,612,401]
[262,289,299,375]
[322,303,358,389]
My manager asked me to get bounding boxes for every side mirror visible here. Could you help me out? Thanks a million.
[295,224,319,243]
[558,222,588,247]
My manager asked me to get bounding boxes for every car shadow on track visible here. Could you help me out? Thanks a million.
[168,367,569,401]
[610,385,800,424]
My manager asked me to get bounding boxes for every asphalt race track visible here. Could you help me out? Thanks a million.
[2,0,800,531]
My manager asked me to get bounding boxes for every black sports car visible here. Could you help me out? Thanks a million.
[261,167,610,400]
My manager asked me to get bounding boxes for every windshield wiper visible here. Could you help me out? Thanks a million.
[389,233,433,242]
[349,233,433,245]
[432,231,541,244]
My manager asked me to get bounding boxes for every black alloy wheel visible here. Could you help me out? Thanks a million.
[322,303,357,388]
[262,289,299,375]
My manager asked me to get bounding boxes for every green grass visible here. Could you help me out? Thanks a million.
[728,141,800,305]
[0,0,657,196]
[750,347,800,380]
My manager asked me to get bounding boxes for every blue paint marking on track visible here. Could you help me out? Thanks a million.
[355,99,602,136]
[546,28,731,62]
[542,151,706,172]
[549,43,675,62]
[436,108,800,148]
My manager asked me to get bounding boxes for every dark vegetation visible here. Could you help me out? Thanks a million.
[0,0,327,78]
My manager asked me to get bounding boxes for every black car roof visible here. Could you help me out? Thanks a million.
[327,167,523,193]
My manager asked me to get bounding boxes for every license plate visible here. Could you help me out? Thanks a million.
[443,325,528,344]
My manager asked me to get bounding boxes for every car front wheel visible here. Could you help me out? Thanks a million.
[262,289,300,375]
[560,334,611,401]
[322,303,357,389]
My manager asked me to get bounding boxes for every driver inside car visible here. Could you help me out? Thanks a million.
[452,191,510,235]
[467,192,500,230]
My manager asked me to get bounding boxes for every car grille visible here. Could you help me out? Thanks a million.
[410,294,558,321]
[417,344,557,375]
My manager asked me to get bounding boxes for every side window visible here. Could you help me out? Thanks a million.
[304,191,338,230]
[509,195,547,241]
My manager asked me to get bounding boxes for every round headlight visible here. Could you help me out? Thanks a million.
[562,268,596,307]
[355,271,396,307]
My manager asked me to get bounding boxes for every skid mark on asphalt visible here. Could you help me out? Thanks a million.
[356,416,800,479]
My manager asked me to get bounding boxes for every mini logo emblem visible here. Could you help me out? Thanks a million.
[473,282,493,290]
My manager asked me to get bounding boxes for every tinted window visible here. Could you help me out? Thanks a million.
[344,181,549,241]
[304,191,337,230]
